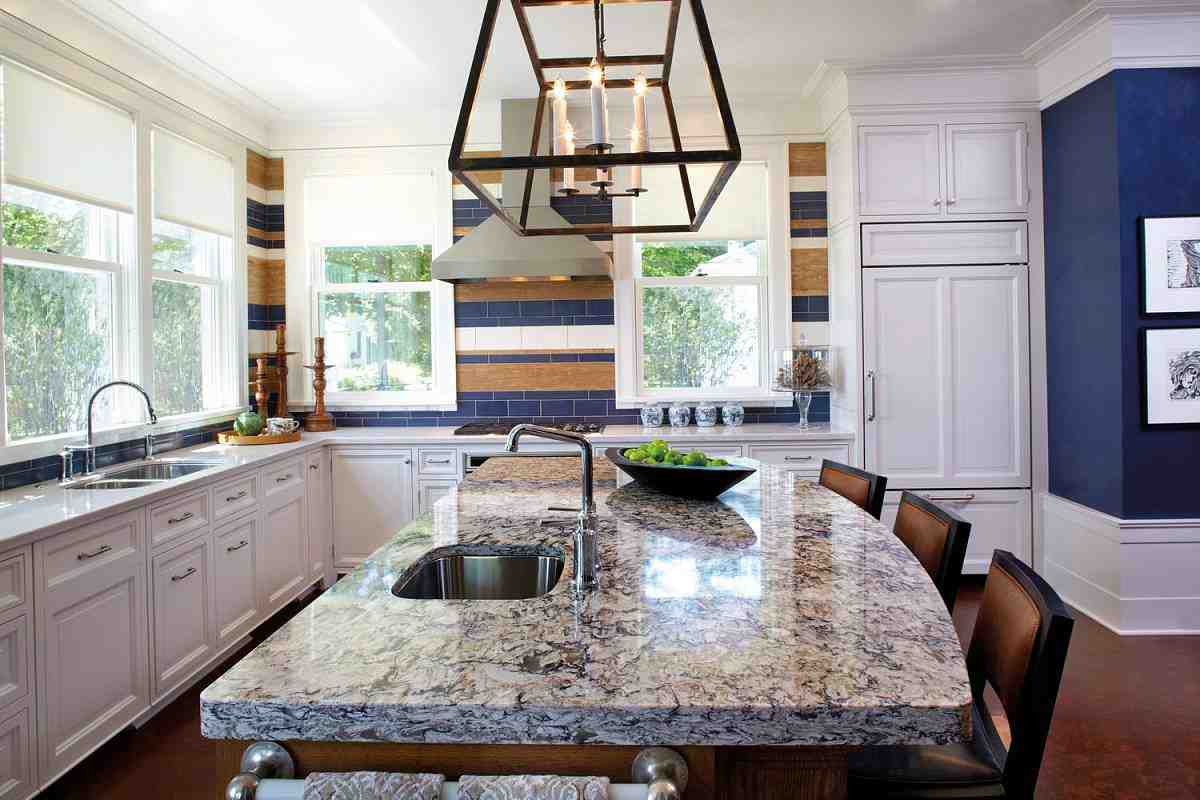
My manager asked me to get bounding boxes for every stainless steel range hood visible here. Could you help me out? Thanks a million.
[432,99,611,283]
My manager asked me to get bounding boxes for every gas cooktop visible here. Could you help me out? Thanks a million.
[453,422,605,436]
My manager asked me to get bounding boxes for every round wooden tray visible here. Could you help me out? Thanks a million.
[217,430,301,446]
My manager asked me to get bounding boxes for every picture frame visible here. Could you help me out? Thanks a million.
[1141,217,1200,315]
[1142,327,1200,427]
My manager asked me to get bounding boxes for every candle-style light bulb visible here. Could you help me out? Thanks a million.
[589,58,609,149]
[629,73,650,191]
[562,121,576,193]
[551,75,571,194]
[553,76,567,102]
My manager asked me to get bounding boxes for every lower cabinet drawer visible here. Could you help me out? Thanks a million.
[151,534,213,698]
[263,459,304,499]
[149,489,209,551]
[417,448,458,476]
[0,704,34,800]
[880,488,1032,575]
[41,510,142,587]
[0,615,31,712]
[0,554,28,620]
[746,444,852,475]
[212,474,258,522]
[213,516,260,646]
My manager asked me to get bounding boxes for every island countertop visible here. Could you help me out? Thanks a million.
[200,457,971,747]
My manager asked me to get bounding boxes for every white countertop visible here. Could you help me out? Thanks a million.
[0,423,851,551]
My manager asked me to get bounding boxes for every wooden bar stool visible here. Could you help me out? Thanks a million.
[848,551,1075,799]
[892,491,972,611]
[818,460,887,519]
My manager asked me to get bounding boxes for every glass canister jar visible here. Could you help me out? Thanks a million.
[695,401,719,427]
[721,403,745,426]
[668,402,691,428]
[640,404,664,427]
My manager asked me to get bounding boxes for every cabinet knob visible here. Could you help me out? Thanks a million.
[947,196,957,205]
[933,198,942,206]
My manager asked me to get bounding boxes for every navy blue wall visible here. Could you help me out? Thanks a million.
[1043,68,1200,518]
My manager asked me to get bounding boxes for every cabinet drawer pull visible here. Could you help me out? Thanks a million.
[226,540,249,553]
[167,511,194,525]
[924,494,976,503]
[783,455,814,462]
[76,544,112,561]
[225,490,248,503]
[276,474,293,483]
[309,464,319,471]
[170,566,197,582]
[425,456,452,464]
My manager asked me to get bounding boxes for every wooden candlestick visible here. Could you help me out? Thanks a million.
[274,324,293,419]
[254,357,271,417]
[303,336,336,432]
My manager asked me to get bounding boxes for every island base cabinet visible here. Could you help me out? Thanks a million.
[331,448,414,571]
[34,509,149,785]
[213,740,857,800]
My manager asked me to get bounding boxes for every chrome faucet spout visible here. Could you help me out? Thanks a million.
[505,424,598,590]
[70,380,158,476]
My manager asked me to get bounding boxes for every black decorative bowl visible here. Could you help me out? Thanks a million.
[605,447,757,500]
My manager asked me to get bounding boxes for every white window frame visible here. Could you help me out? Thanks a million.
[0,42,247,466]
[612,139,793,407]
[285,150,456,410]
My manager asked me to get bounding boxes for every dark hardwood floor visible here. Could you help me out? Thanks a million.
[39,579,1200,799]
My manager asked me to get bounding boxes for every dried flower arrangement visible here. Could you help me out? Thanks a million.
[774,350,832,390]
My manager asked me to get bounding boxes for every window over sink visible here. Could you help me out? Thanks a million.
[0,58,245,463]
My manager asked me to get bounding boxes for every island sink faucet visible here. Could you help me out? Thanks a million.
[504,424,599,591]
[63,380,158,480]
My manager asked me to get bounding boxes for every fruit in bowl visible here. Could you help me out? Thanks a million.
[233,411,264,436]
[622,439,731,468]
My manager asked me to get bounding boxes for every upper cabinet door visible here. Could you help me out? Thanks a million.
[857,125,942,216]
[944,123,1029,215]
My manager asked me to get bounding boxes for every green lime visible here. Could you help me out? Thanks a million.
[683,451,707,466]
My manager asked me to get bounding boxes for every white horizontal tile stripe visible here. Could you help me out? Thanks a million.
[455,328,478,351]
[791,237,829,250]
[521,325,568,349]
[482,327,523,350]
[567,324,616,349]
[793,321,830,347]
[247,243,268,260]
[789,176,827,193]
[246,183,267,204]
[453,184,502,201]
[266,190,285,206]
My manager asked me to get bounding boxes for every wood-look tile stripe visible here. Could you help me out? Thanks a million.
[788,142,826,178]
[454,280,615,302]
[457,362,615,391]
[791,248,828,295]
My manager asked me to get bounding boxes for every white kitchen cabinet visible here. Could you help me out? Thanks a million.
[858,122,1029,218]
[857,125,942,216]
[331,448,414,571]
[35,509,149,783]
[213,514,259,647]
[0,705,34,800]
[747,443,852,481]
[0,616,30,714]
[305,451,331,582]
[944,123,1028,215]
[0,555,27,620]
[258,487,308,614]
[881,489,1032,574]
[861,221,1028,267]
[862,265,1030,489]
[416,478,457,516]
[150,533,213,699]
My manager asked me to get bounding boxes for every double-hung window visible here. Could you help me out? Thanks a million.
[150,128,235,417]
[1,62,135,442]
[0,57,243,463]
[615,157,785,403]
[306,172,454,406]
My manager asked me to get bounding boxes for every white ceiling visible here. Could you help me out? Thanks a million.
[66,0,1088,123]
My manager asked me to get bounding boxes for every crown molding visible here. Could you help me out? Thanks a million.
[1024,0,1200,64]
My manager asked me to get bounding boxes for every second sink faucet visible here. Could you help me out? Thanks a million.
[504,424,598,591]
[65,380,158,478]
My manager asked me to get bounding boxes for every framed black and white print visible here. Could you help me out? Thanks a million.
[1142,217,1200,314]
[1143,327,1200,427]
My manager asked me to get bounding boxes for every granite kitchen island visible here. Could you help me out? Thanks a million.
[202,455,971,799]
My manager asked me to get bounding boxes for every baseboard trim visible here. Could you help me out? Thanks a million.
[1041,493,1200,636]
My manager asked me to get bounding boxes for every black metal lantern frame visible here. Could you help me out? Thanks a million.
[449,0,741,237]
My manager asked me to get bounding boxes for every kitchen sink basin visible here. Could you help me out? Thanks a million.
[65,460,222,490]
[392,549,564,600]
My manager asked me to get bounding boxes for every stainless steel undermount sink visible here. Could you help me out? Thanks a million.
[392,548,565,600]
[65,460,223,490]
